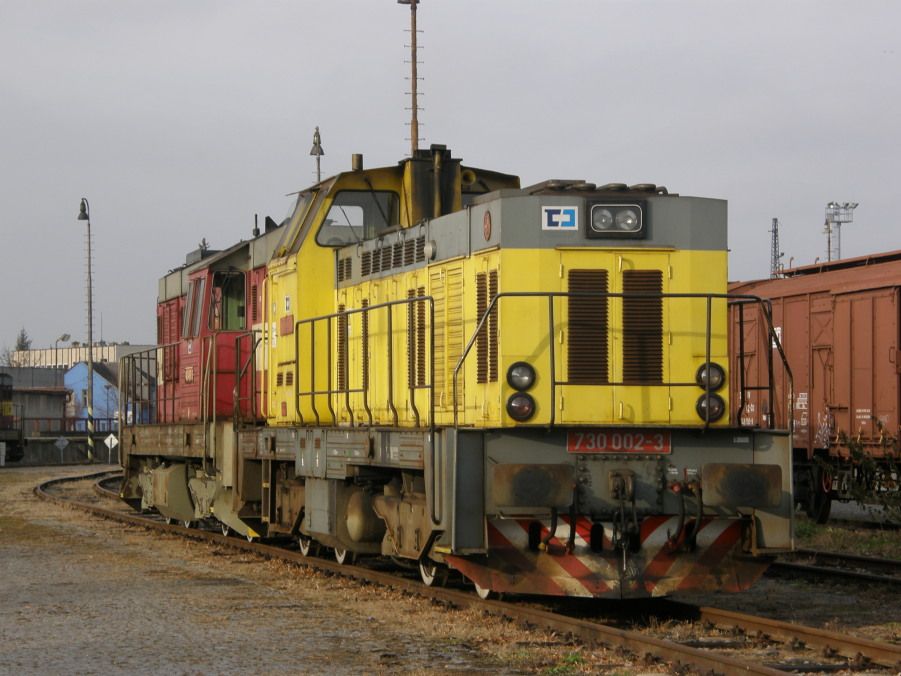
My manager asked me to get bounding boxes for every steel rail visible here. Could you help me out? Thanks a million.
[767,560,901,588]
[662,600,901,669]
[788,548,901,576]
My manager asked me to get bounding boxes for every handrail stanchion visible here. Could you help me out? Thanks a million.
[548,296,556,427]
[387,307,399,426]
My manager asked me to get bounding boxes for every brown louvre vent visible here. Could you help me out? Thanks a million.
[406,288,428,388]
[404,239,415,266]
[622,270,663,384]
[476,272,498,383]
[476,273,488,383]
[371,249,381,275]
[362,251,372,276]
[251,284,259,322]
[567,270,609,384]
[382,246,393,271]
[488,270,498,382]
[393,243,404,269]
[337,305,348,392]
[346,257,353,280]
[415,236,425,262]
[416,286,426,386]
[285,371,294,387]
[336,258,352,283]
[276,372,284,387]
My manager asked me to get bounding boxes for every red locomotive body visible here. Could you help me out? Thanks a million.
[730,250,901,521]
[154,236,278,426]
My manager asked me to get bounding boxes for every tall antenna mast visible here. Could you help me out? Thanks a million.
[769,217,783,278]
[399,0,421,155]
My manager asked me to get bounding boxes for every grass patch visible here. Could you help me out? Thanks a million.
[794,515,901,559]
[544,652,584,675]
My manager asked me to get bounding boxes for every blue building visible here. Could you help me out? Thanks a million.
[64,362,120,432]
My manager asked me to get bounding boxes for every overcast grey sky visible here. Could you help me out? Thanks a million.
[2,1,899,350]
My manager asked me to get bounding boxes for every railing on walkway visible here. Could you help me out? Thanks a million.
[293,295,435,429]
[450,291,792,431]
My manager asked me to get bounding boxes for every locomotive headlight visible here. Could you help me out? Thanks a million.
[615,208,639,230]
[507,393,536,421]
[507,361,536,391]
[588,202,645,238]
[591,208,614,231]
[696,393,726,423]
[695,362,725,391]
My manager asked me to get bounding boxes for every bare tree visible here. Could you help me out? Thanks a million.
[1,328,32,366]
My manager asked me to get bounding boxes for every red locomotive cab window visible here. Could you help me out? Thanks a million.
[182,278,207,338]
[209,271,246,332]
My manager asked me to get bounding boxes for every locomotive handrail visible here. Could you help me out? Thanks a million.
[119,344,166,430]
[233,330,263,426]
[727,294,794,434]
[293,295,435,432]
[451,290,794,431]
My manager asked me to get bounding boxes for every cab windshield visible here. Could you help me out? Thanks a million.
[317,190,399,246]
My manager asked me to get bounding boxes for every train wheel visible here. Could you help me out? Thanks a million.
[220,523,230,537]
[298,535,316,557]
[163,517,173,525]
[806,466,833,524]
[419,559,445,587]
[183,520,193,529]
[334,546,355,565]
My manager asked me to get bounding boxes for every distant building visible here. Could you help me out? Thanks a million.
[11,343,155,370]
[0,367,69,436]
[65,362,120,432]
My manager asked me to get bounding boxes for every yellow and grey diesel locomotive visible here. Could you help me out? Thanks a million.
[120,144,794,599]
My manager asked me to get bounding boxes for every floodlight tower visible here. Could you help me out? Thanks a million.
[824,201,858,261]
[769,217,784,278]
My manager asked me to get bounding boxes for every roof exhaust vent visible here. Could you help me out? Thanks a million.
[352,154,363,172]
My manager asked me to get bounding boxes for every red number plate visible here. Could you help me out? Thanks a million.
[567,430,671,454]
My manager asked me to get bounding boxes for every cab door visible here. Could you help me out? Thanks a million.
[611,251,671,424]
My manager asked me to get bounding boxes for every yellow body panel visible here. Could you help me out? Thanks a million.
[265,230,729,429]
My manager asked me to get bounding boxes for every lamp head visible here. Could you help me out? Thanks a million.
[78,198,89,221]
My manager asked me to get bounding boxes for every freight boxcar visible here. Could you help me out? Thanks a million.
[730,250,901,521]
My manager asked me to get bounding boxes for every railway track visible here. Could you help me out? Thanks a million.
[39,469,901,675]
[770,549,901,587]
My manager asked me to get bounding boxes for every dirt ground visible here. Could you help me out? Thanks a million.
[0,466,659,675]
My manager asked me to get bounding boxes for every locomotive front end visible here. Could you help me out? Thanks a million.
[425,182,794,598]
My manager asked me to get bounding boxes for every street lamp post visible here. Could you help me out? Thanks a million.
[54,333,70,371]
[77,198,94,462]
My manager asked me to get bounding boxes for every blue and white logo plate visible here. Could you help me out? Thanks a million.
[541,206,579,231]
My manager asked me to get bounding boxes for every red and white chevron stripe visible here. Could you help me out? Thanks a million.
[446,516,769,599]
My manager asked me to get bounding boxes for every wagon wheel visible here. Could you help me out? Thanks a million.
[220,523,230,537]
[806,465,833,524]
